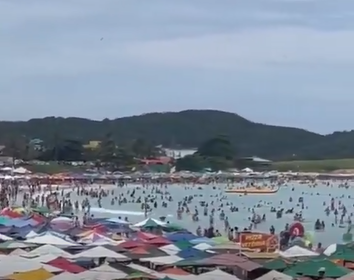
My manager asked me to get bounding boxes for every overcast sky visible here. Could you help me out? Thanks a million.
[1,0,353,134]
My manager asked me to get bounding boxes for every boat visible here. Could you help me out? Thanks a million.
[225,186,279,194]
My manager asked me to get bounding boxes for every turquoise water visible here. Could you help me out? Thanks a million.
[67,181,354,246]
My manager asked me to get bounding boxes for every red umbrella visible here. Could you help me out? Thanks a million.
[137,231,159,240]
[118,240,144,249]
[144,237,171,246]
[0,208,22,218]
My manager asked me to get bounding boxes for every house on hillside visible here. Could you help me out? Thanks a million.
[236,156,272,170]
[138,157,173,173]
[29,138,44,151]
[163,148,197,159]
[83,141,101,150]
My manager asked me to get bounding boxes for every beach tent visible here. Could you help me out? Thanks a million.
[13,167,31,174]
[0,233,13,240]
[90,263,124,273]
[174,240,194,250]
[162,223,186,232]
[9,248,27,256]
[159,244,181,255]
[78,232,116,245]
[133,218,166,227]
[241,168,253,172]
[135,231,159,240]
[25,230,39,238]
[24,254,59,263]
[263,258,291,271]
[118,239,144,249]
[22,244,73,258]
[324,243,347,256]
[193,243,213,251]
[198,269,239,280]
[160,267,191,276]
[255,270,292,280]
[75,268,127,280]
[177,248,213,259]
[127,263,163,278]
[279,245,319,258]
[0,240,36,249]
[42,272,73,280]
[24,232,78,247]
[144,236,171,246]
[46,257,86,273]
[69,245,129,260]
[105,217,131,225]
[288,259,351,278]
[5,268,53,280]
[140,255,183,265]
[0,256,62,276]
[89,237,119,246]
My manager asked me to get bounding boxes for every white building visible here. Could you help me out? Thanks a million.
[163,148,197,159]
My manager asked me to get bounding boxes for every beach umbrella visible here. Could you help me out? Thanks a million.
[105,218,130,225]
[50,217,74,232]
[0,208,22,218]
[173,240,193,250]
[135,231,159,240]
[51,217,72,223]
[162,223,186,232]
[0,233,12,241]
[144,236,171,246]
[166,232,198,242]
[118,239,144,249]
[189,237,216,245]
[141,219,163,230]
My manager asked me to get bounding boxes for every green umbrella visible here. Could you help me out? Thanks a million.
[0,241,36,249]
[263,258,290,270]
[330,249,354,262]
[290,259,351,278]
[31,206,50,215]
[163,223,186,232]
[211,236,231,245]
[174,240,193,250]
[141,218,161,229]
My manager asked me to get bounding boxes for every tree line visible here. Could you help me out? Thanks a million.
[0,109,352,161]
[4,133,240,172]
[4,134,163,170]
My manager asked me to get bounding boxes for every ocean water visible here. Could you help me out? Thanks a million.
[59,181,354,246]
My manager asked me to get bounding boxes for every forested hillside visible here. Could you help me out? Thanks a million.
[0,110,352,160]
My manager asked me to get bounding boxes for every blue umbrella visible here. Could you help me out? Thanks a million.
[166,232,198,242]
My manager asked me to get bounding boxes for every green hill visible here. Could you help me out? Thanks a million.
[0,109,351,160]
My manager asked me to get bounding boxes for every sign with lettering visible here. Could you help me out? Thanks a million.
[240,233,279,251]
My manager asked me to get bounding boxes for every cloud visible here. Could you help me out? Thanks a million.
[124,28,354,70]
[1,0,354,133]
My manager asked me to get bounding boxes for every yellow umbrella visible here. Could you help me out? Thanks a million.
[6,268,53,280]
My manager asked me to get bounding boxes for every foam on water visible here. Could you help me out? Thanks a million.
[90,207,146,216]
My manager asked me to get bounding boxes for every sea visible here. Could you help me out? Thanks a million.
[43,181,354,246]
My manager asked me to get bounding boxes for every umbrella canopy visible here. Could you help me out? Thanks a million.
[189,237,216,245]
[166,232,198,242]
[24,232,78,247]
[134,218,166,227]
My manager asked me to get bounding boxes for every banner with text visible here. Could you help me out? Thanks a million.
[240,233,279,251]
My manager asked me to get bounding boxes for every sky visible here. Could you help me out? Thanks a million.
[1,0,354,134]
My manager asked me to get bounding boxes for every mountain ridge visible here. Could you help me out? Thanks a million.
[0,109,352,160]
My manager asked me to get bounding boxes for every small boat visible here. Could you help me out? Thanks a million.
[225,186,279,194]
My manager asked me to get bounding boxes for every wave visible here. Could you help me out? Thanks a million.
[89,207,146,216]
